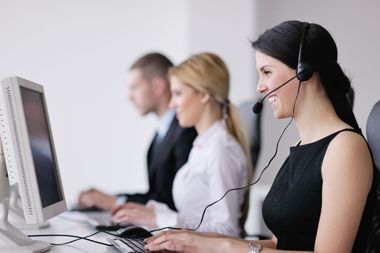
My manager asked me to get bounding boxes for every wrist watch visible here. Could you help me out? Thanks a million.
[248,241,262,253]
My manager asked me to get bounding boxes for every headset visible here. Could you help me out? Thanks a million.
[252,22,314,114]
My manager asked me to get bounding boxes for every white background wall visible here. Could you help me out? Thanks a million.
[1,0,379,236]
[0,0,189,205]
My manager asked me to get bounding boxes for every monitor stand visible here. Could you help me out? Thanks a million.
[0,158,50,253]
[8,187,50,230]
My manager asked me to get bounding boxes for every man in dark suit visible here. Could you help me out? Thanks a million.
[78,53,197,211]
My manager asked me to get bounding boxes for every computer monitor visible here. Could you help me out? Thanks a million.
[0,76,67,252]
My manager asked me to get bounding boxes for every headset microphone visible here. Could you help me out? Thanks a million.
[252,75,297,114]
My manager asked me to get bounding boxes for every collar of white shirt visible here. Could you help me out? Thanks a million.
[156,109,175,141]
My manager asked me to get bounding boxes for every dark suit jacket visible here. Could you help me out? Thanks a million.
[119,117,197,210]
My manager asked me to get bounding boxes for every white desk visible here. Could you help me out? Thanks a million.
[2,183,273,252]
[6,213,122,253]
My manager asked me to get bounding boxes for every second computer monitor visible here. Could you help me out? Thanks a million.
[0,76,67,224]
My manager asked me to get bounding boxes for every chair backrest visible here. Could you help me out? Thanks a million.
[365,101,380,253]
[366,100,380,171]
[237,99,262,171]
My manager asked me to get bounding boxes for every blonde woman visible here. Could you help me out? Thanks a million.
[111,52,251,237]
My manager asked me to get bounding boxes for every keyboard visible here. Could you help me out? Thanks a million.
[83,211,120,228]
[108,237,176,253]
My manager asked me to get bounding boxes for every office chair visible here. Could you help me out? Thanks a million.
[365,100,380,253]
[366,100,380,171]
[237,98,262,171]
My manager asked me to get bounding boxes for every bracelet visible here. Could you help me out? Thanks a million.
[248,241,262,253]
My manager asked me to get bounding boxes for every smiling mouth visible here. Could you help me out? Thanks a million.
[268,95,278,104]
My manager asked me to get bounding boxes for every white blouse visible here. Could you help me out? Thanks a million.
[147,120,248,237]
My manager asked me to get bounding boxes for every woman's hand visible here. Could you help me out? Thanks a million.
[111,202,157,228]
[144,229,235,253]
[77,188,117,211]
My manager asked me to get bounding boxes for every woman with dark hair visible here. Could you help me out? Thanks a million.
[144,20,378,253]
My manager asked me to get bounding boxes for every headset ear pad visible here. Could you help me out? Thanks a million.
[296,22,314,82]
[296,61,313,82]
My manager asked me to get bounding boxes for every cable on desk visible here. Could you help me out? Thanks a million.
[28,230,113,246]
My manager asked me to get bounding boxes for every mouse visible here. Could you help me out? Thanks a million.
[117,225,153,239]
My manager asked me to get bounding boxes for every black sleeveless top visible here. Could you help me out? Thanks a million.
[262,129,376,252]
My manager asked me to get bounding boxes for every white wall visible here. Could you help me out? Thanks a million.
[187,0,255,103]
[0,0,190,205]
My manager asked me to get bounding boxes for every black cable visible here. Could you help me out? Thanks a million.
[148,80,303,235]
[28,230,113,246]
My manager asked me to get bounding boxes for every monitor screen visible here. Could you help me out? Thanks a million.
[20,87,63,208]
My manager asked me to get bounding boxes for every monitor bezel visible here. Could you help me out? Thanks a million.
[0,76,66,224]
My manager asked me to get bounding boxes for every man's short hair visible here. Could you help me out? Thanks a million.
[130,53,173,82]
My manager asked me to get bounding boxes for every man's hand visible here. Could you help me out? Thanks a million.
[77,188,117,211]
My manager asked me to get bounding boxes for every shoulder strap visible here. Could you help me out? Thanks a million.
[333,127,362,136]
[296,128,363,147]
